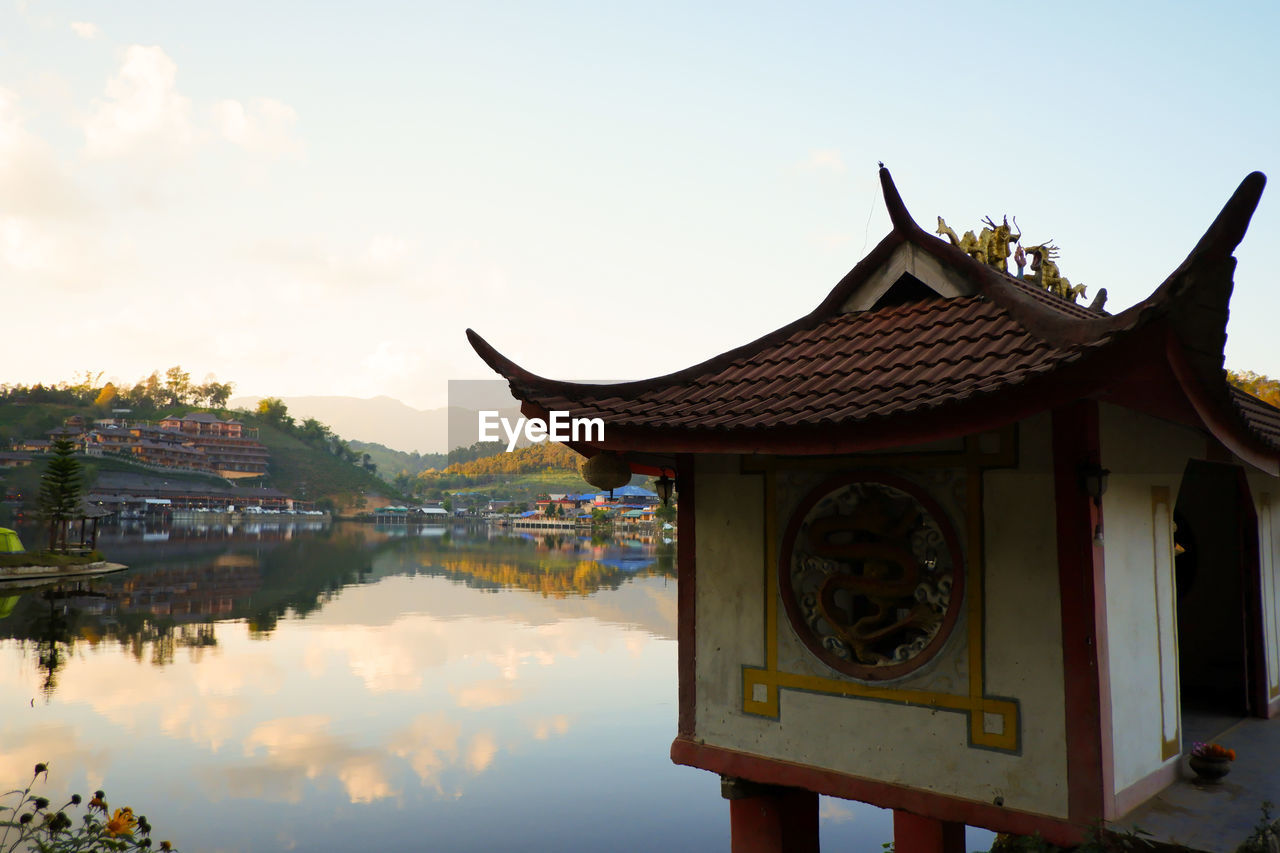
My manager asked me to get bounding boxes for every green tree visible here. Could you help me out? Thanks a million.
[37,438,83,553]
[257,397,294,428]
[299,417,331,446]
[200,380,234,408]
[164,365,192,406]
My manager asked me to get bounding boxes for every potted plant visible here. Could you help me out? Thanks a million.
[1188,741,1235,781]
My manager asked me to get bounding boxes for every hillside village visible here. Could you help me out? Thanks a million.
[1,405,676,529]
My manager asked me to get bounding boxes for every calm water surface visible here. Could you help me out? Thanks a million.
[1,520,994,851]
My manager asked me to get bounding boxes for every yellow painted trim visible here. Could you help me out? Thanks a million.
[742,428,1019,751]
[965,436,987,746]
[765,466,778,673]
[1151,486,1181,761]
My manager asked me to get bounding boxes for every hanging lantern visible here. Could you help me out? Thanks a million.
[581,452,631,491]
[655,471,675,506]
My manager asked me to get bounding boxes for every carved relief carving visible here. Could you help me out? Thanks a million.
[780,473,965,681]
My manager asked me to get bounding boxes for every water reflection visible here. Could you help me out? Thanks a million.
[0,520,917,851]
[0,523,678,693]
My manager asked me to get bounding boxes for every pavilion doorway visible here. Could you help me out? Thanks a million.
[1173,460,1266,741]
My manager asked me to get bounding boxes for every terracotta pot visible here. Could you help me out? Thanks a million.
[1189,754,1231,781]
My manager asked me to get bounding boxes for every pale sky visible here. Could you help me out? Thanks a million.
[2,1,1277,410]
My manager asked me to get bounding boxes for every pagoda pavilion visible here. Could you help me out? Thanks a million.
[467,167,1280,851]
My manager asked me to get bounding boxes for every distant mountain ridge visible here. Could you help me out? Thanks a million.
[229,395,520,455]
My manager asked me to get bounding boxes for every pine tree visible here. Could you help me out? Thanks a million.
[37,438,83,552]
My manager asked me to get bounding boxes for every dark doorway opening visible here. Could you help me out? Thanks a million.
[1174,460,1266,736]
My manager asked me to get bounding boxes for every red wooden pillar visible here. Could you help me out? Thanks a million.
[1051,400,1113,822]
[892,810,965,853]
[722,777,819,853]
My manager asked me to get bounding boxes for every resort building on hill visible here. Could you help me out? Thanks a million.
[17,412,271,480]
[159,412,252,439]
[156,413,270,477]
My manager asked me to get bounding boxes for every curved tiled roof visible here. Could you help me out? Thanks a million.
[468,168,1278,465]
[478,297,1083,431]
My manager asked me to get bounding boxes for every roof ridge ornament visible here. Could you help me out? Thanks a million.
[935,215,1020,275]
[1023,240,1087,304]
[934,213,1094,307]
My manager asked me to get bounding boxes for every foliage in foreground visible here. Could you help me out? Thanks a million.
[1236,801,1280,853]
[1,764,178,852]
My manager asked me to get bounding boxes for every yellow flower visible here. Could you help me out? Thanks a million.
[104,807,137,837]
[160,842,173,851]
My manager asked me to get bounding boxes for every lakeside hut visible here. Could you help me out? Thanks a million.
[467,168,1280,851]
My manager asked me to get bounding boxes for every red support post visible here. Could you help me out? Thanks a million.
[892,809,965,853]
[1051,400,1113,822]
[723,778,819,853]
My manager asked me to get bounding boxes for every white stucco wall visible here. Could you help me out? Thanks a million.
[691,417,1071,820]
[981,412,1069,815]
[1098,404,1204,794]
[688,403,1280,821]
[1244,470,1280,706]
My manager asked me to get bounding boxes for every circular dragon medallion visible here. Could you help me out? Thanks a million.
[779,473,964,681]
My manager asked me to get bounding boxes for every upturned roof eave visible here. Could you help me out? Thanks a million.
[466,229,910,404]
[466,168,1274,460]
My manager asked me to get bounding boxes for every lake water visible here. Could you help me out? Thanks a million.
[0,520,995,851]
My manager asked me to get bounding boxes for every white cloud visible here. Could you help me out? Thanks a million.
[799,148,847,174]
[239,715,400,804]
[245,233,417,287]
[450,679,523,710]
[212,97,303,157]
[84,45,193,158]
[0,87,89,220]
[819,796,857,824]
[365,234,408,268]
[465,731,499,773]
[0,216,59,271]
[529,715,571,741]
[70,20,99,39]
[389,713,462,790]
[362,341,423,380]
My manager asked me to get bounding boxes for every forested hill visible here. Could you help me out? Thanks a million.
[0,376,406,508]
[416,442,584,491]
